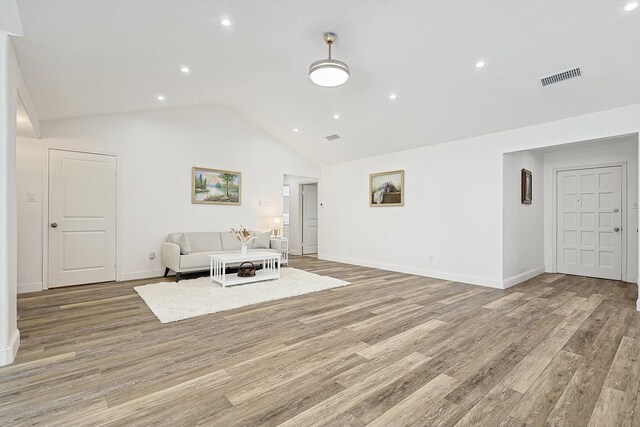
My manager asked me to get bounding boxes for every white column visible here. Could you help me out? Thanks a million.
[0,31,19,365]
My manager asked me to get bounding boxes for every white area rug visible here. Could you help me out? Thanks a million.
[134,268,350,323]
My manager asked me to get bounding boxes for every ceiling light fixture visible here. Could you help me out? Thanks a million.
[624,2,638,11]
[293,128,299,133]
[389,93,397,100]
[475,61,485,68]
[156,95,165,101]
[333,114,340,119]
[309,32,350,87]
[221,18,231,26]
[180,66,190,74]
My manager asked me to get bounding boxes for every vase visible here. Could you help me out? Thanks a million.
[241,244,247,256]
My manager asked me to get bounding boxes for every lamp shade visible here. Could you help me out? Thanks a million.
[309,59,350,87]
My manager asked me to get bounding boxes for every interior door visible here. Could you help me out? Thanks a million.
[302,184,318,254]
[557,166,622,280]
[48,149,117,287]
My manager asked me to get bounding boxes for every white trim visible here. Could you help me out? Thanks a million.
[637,297,640,312]
[0,329,20,366]
[119,269,165,282]
[552,162,628,281]
[625,275,637,283]
[318,253,505,289]
[502,266,546,289]
[545,264,553,272]
[17,281,43,293]
[42,146,122,289]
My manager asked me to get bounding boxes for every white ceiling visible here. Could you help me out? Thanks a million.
[13,0,640,165]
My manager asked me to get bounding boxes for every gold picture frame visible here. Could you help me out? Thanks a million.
[191,167,242,205]
[370,170,404,207]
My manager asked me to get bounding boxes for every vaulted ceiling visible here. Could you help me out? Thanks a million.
[13,0,640,165]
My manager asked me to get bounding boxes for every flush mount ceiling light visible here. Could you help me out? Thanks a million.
[624,2,638,11]
[309,32,350,87]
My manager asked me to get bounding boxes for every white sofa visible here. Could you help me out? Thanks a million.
[161,231,278,281]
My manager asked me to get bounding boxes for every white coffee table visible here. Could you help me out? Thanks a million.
[210,251,281,287]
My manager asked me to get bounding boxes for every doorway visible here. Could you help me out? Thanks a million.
[301,183,318,255]
[47,149,117,287]
[556,165,624,280]
[283,175,318,256]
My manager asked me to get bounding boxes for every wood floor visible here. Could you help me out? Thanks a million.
[1,256,639,426]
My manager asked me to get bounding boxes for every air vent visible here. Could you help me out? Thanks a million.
[540,67,582,87]
[325,134,340,141]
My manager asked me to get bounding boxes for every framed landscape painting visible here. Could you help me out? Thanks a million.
[370,170,404,207]
[192,167,241,205]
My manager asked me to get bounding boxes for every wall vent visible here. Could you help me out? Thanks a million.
[540,67,582,87]
[325,134,340,141]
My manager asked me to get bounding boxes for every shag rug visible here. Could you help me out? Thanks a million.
[134,268,350,323]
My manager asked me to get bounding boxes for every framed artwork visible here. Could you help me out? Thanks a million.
[370,170,404,207]
[192,167,241,205]
[521,168,532,204]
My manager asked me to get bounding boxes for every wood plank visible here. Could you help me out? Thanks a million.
[1,257,637,426]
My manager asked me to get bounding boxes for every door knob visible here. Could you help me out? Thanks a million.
[614,227,620,232]
[613,208,619,213]
[50,222,58,228]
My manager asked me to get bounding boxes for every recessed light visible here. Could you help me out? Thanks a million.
[389,93,397,100]
[180,66,190,74]
[624,2,638,11]
[156,95,165,101]
[475,61,485,68]
[221,19,231,26]
[293,128,299,133]
[333,114,340,119]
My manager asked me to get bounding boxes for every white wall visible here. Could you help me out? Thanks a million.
[0,32,23,365]
[319,104,640,289]
[542,136,639,282]
[16,138,44,292]
[503,151,545,286]
[16,105,320,287]
[283,175,318,255]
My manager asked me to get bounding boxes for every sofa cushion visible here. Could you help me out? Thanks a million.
[180,251,224,269]
[183,232,222,252]
[174,233,192,255]
[220,232,242,251]
[251,231,271,249]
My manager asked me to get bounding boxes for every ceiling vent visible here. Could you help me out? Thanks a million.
[540,67,582,87]
[325,134,340,141]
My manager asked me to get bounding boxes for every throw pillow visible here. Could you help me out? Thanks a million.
[176,233,192,255]
[252,231,271,249]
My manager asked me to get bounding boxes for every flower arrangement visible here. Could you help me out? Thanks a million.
[231,226,255,246]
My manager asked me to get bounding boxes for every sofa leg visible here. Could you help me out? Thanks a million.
[164,267,170,277]
[175,272,182,282]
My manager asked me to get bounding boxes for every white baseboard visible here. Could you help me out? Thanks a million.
[0,329,20,366]
[119,269,165,282]
[625,275,637,283]
[317,253,504,289]
[545,264,554,273]
[637,299,640,312]
[502,267,546,289]
[18,282,43,294]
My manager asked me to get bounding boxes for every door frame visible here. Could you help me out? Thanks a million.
[300,183,318,255]
[551,162,627,280]
[42,147,121,290]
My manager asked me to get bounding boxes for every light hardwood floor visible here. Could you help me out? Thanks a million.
[1,256,639,426]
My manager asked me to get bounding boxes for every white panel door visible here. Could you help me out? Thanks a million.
[48,150,117,287]
[302,184,318,255]
[557,166,622,280]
